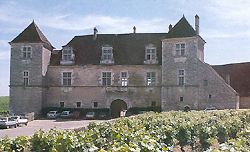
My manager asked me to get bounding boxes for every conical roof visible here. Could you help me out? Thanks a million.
[166,16,196,38]
[10,21,54,49]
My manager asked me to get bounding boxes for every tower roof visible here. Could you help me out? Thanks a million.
[166,16,196,38]
[10,21,54,49]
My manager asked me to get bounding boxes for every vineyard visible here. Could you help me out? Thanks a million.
[1,110,250,151]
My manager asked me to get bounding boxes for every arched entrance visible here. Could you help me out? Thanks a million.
[110,99,127,118]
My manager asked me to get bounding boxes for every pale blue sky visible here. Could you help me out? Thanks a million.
[0,0,250,96]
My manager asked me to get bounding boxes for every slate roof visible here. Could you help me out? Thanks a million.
[212,62,250,97]
[10,21,54,50]
[166,16,196,38]
[50,16,198,66]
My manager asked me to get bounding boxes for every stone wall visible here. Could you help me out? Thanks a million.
[45,65,161,109]
[9,43,46,114]
[161,36,238,111]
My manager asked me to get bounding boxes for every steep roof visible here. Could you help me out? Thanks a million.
[50,33,167,65]
[212,62,250,97]
[10,21,54,49]
[166,16,197,38]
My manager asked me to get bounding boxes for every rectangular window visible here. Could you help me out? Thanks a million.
[102,72,111,86]
[62,48,73,61]
[147,72,156,86]
[121,72,128,86]
[60,101,65,108]
[76,102,81,108]
[176,43,185,56]
[180,97,184,102]
[146,48,156,60]
[101,47,113,60]
[22,46,32,59]
[178,70,185,86]
[151,101,156,107]
[62,72,72,86]
[23,71,29,86]
[93,102,98,108]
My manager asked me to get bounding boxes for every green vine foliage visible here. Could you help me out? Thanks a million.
[0,110,249,152]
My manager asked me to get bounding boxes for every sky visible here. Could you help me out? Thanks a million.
[0,0,250,96]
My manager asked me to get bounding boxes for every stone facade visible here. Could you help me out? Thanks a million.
[9,16,242,116]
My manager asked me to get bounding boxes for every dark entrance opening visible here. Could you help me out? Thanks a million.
[110,99,127,118]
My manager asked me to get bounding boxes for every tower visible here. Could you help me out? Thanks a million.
[9,21,53,115]
[161,15,206,110]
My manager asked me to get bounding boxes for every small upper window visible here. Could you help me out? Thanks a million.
[176,43,185,56]
[147,72,156,86]
[121,72,128,86]
[22,46,32,59]
[62,47,74,61]
[144,44,158,64]
[60,101,65,108]
[93,102,98,108]
[100,46,114,64]
[76,102,81,108]
[23,71,29,86]
[62,72,72,86]
[178,70,185,86]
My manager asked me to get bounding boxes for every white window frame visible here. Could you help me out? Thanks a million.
[102,72,112,86]
[62,72,72,86]
[100,46,114,64]
[62,47,73,61]
[178,69,185,86]
[176,43,185,56]
[22,46,32,59]
[145,47,157,60]
[121,71,128,87]
[146,72,156,86]
[23,71,29,86]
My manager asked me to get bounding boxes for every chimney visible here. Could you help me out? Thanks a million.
[133,26,136,33]
[195,14,199,35]
[93,27,98,40]
[168,24,172,31]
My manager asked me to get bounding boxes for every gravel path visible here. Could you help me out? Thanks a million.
[0,119,104,138]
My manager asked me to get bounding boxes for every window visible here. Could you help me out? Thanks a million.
[93,102,98,108]
[176,43,185,56]
[62,47,73,61]
[76,102,81,108]
[151,101,156,107]
[209,94,212,99]
[146,48,156,60]
[121,72,128,86]
[62,72,72,86]
[100,46,114,64]
[23,71,29,86]
[102,72,112,86]
[60,101,65,108]
[22,46,32,59]
[178,70,185,86]
[180,97,184,102]
[147,72,156,86]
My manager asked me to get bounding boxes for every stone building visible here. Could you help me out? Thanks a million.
[9,15,240,117]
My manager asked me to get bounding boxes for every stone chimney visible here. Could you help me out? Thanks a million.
[195,14,199,35]
[133,26,136,33]
[93,27,98,40]
[168,24,172,32]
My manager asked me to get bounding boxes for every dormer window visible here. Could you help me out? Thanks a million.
[22,46,32,59]
[144,44,158,64]
[100,46,114,64]
[60,46,75,65]
[176,43,185,56]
